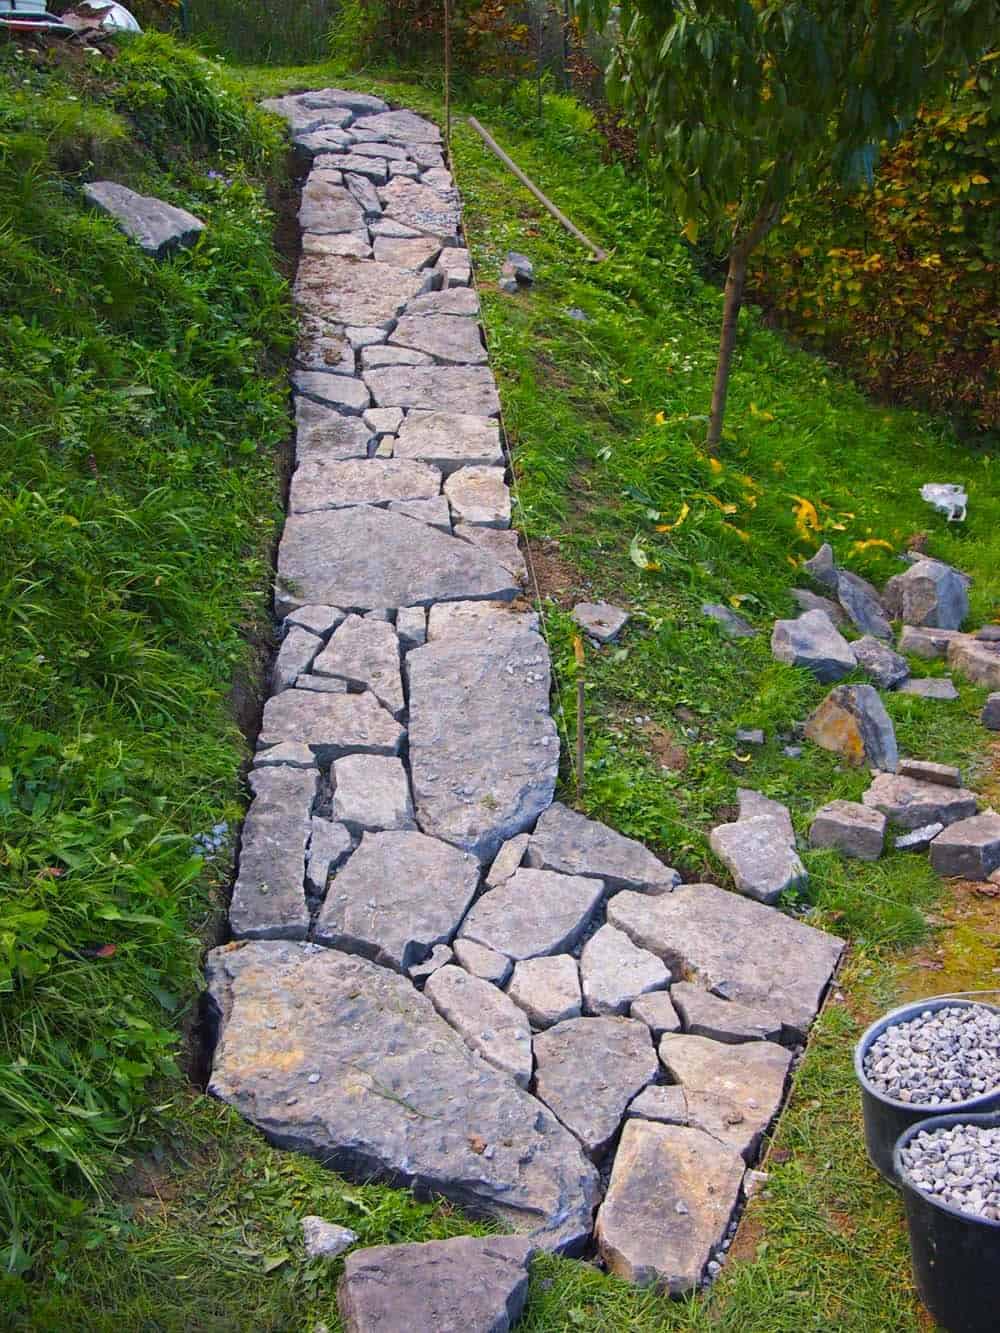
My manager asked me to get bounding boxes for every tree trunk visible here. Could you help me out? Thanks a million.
[706,244,748,451]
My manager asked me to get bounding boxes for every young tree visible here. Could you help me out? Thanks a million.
[570,0,998,448]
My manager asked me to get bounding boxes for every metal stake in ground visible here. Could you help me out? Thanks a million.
[574,633,586,799]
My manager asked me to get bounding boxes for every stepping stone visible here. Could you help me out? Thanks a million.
[354,109,443,142]
[949,636,1000,690]
[852,635,910,689]
[624,1084,689,1124]
[364,365,501,416]
[790,588,846,626]
[455,525,527,583]
[861,772,978,829]
[314,830,479,971]
[387,496,452,532]
[701,602,756,638]
[898,758,963,788]
[285,604,347,638]
[670,983,783,1045]
[272,625,323,692]
[337,1235,532,1333]
[898,625,963,659]
[898,676,960,700]
[709,815,806,904]
[405,287,480,317]
[629,991,682,1038]
[378,178,459,239]
[607,883,844,1041]
[295,399,373,461]
[302,1215,357,1260]
[289,457,441,514]
[895,823,944,852]
[453,938,512,986]
[983,693,1000,730]
[390,315,487,364]
[808,799,886,861]
[305,817,353,897]
[594,1121,744,1295]
[229,766,318,939]
[331,754,415,833]
[302,230,372,260]
[804,683,898,770]
[83,181,205,258]
[394,411,503,475]
[370,217,424,237]
[438,246,471,273]
[296,316,355,375]
[206,943,599,1251]
[298,178,365,233]
[275,507,517,614]
[294,371,370,415]
[736,789,794,841]
[580,925,670,1017]
[252,741,317,769]
[884,558,969,630]
[929,811,1000,880]
[360,345,433,369]
[426,600,538,640]
[659,1034,793,1160]
[533,1017,658,1158]
[571,601,629,643]
[458,869,602,960]
[408,944,453,985]
[507,955,581,1029]
[770,609,856,682]
[425,965,533,1086]
[487,833,530,887]
[836,570,892,640]
[525,801,680,893]
[407,630,558,861]
[444,466,510,528]
[395,605,427,650]
[295,254,430,327]
[425,167,456,192]
[312,615,404,718]
[257,688,403,763]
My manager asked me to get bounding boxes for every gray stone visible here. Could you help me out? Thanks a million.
[258,688,403,763]
[337,1235,532,1333]
[503,251,534,285]
[525,801,680,894]
[836,570,892,640]
[629,991,682,1038]
[294,371,370,416]
[659,1033,793,1160]
[311,614,403,719]
[499,275,519,295]
[295,674,349,693]
[295,398,372,461]
[425,965,533,1087]
[295,316,355,376]
[735,727,765,747]
[395,605,427,651]
[363,406,403,435]
[289,456,441,515]
[408,944,453,985]
[302,231,373,260]
[294,127,356,157]
[371,236,442,270]
[486,833,529,887]
[261,95,353,134]
[387,496,452,532]
[596,1121,744,1295]
[709,815,806,904]
[333,155,388,185]
[298,87,388,115]
[883,559,969,630]
[507,955,581,1029]
[314,830,479,971]
[438,246,471,272]
[770,609,856,682]
[808,800,886,862]
[348,140,412,161]
[455,525,527,584]
[331,754,415,833]
[736,789,794,842]
[453,938,513,986]
[852,635,910,689]
[861,772,979,830]
[295,254,429,327]
[898,758,963,788]
[790,588,847,625]
[898,625,964,659]
[275,507,517,615]
[571,601,629,644]
[369,217,424,237]
[670,982,783,1045]
[285,604,347,638]
[580,925,670,1017]
[426,600,538,640]
[404,287,480,317]
[624,1085,689,1125]
[251,741,317,769]
[378,177,459,240]
[390,315,487,365]
[607,883,845,1041]
[898,676,960,700]
[803,542,838,590]
[983,693,1000,730]
[701,602,757,638]
[302,1216,357,1260]
[804,683,898,771]
[533,1017,658,1158]
[444,466,510,528]
[360,345,433,370]
[423,167,456,192]
[343,173,383,216]
[83,181,204,258]
[206,943,598,1250]
[273,625,323,691]
[949,636,1000,690]
[305,817,353,897]
[298,178,365,234]
[354,110,442,142]
[895,823,944,852]
[458,870,602,961]
[229,766,318,940]
[978,626,1000,642]
[406,630,558,862]
[374,439,394,458]
[364,366,500,416]
[929,811,1000,880]
[395,411,503,475]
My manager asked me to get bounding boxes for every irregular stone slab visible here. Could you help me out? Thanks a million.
[314,830,479,970]
[898,758,963,788]
[525,801,680,893]
[294,371,370,415]
[458,870,602,960]
[229,766,318,940]
[883,559,969,629]
[709,816,806,905]
[348,140,412,161]
[898,625,964,659]
[83,181,204,258]
[595,1121,744,1295]
[364,365,501,416]
[426,600,539,640]
[455,525,527,583]
[808,799,886,861]
[408,944,453,985]
[364,405,403,435]
[804,683,898,771]
[295,127,355,157]
[607,883,845,1041]
[424,167,456,192]
[370,233,444,268]
[407,631,558,861]
[395,411,503,475]
[425,965,533,1087]
[355,109,442,142]
[701,602,756,638]
[624,1085,689,1124]
[275,507,517,614]
[296,316,355,375]
[801,543,836,587]
[295,255,429,327]
[534,1017,657,1158]
[444,466,511,528]
[895,823,945,852]
[572,601,629,643]
[852,635,909,689]
[302,1215,357,1260]
[486,833,529,887]
[736,789,795,842]
[507,955,582,1029]
[289,456,441,514]
[295,674,348,693]
[337,1235,532,1333]
[395,604,427,651]
[949,636,1000,690]
[836,570,892,639]
[298,178,365,234]
[312,614,403,718]
[331,754,415,833]
[298,87,388,115]
[770,609,855,682]
[295,399,372,461]
[438,245,472,273]
[929,811,1000,880]
[258,688,403,763]
[791,587,847,625]
[978,626,1000,642]
[390,315,487,365]
[305,816,353,897]
[629,991,681,1038]
[370,217,423,237]
[260,95,353,134]
[861,772,979,829]
[379,178,460,240]
[285,603,347,638]
[337,155,388,185]
[898,675,960,699]
[580,925,669,1017]
[387,496,452,532]
[405,287,480,317]
[983,693,1000,730]
[273,625,323,692]
[361,345,433,370]
[206,943,599,1250]
[670,983,783,1045]
[659,1034,793,1160]
[454,938,513,986]
[252,741,317,769]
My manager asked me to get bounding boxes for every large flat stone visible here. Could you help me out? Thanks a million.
[607,883,844,1041]
[861,771,979,829]
[257,688,403,762]
[390,316,487,364]
[388,496,452,532]
[314,830,479,971]
[331,754,415,833]
[406,630,559,861]
[404,287,480,317]
[394,411,503,475]
[295,399,373,461]
[424,965,533,1087]
[736,789,795,841]
[949,636,1000,689]
[83,181,204,258]
[297,87,388,115]
[378,177,460,239]
[295,255,430,327]
[294,371,370,415]
[289,457,441,513]
[229,766,318,940]
[364,365,501,415]
[525,801,679,893]
[458,869,602,960]
[804,683,898,771]
[354,110,443,142]
[580,925,670,1017]
[709,815,807,904]
[275,507,518,614]
[426,600,538,640]
[206,943,599,1250]
[298,177,365,234]
[669,983,783,1045]
[770,609,856,682]
[533,1017,658,1158]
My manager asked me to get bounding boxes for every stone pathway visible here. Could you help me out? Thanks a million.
[205,87,846,1303]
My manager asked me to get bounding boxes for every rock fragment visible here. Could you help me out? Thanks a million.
[273,625,323,692]
[305,816,353,897]
[803,542,837,590]
[884,559,969,630]
[898,759,963,788]
[983,693,1000,730]
[83,181,204,257]
[289,456,441,515]
[852,635,910,689]
[580,925,670,1017]
[709,815,807,904]
[302,1216,357,1260]
[790,588,846,625]
[390,315,487,365]
[736,789,795,841]
[895,823,945,852]
[898,625,963,659]
[229,765,318,939]
[624,1085,689,1125]
[949,636,1000,690]
[629,991,682,1038]
[458,869,602,960]
[507,955,582,1029]
[444,466,511,528]
[408,944,454,985]
[364,365,501,415]
[453,526,527,583]
[425,966,533,1087]
[804,683,898,770]
[929,811,1000,880]
[394,411,503,475]
[701,603,756,638]
[331,754,415,833]
[312,614,404,718]
[898,676,960,700]
[295,398,372,461]
[861,772,978,830]
[670,983,783,1045]
[486,834,530,887]
[525,801,680,893]
[836,570,892,640]
[258,688,403,764]
[808,799,886,861]
[572,601,629,643]
[453,938,513,986]
[770,609,856,682]
[295,254,429,327]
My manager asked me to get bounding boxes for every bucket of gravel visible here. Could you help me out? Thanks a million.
[854,997,1000,1183]
[894,1111,1000,1333]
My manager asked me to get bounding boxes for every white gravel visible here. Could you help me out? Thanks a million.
[900,1123,1000,1221]
[863,1004,1000,1106]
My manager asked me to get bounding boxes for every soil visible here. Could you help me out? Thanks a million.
[521,535,580,606]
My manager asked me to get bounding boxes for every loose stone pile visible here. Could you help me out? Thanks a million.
[863,1005,1000,1106]
[900,1123,1000,1220]
[204,88,848,1305]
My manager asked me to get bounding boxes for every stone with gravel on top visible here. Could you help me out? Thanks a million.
[426,600,538,640]
[453,938,513,986]
[331,754,415,833]
[862,771,978,830]
[459,869,602,961]
[709,815,807,904]
[378,177,460,240]
[273,625,323,692]
[898,758,963,788]
[949,636,1000,690]
[444,466,511,528]
[883,558,969,630]
[929,811,1000,880]
[770,609,856,682]
[305,816,353,897]
[257,688,403,763]
[852,635,910,689]
[898,676,960,700]
[804,683,898,770]
[572,601,629,643]
[507,955,582,1029]
[425,965,533,1087]
[312,614,403,719]
[295,316,356,376]
[670,983,783,1045]
[808,799,886,861]
[580,925,670,1017]
[629,990,681,1037]
[84,181,205,258]
[525,801,680,893]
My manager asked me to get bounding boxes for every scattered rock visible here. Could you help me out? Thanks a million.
[571,601,629,643]
[258,688,403,763]
[898,625,963,659]
[983,693,1000,730]
[580,925,671,1017]
[453,938,513,986]
[709,815,807,905]
[629,991,682,1038]
[861,772,978,830]
[486,833,530,887]
[929,811,1000,880]
[670,983,783,1045]
[83,181,205,258]
[425,966,533,1087]
[408,944,454,985]
[736,789,794,842]
[507,955,582,1029]
[624,1085,689,1124]
[949,636,1000,690]
[836,570,892,640]
[503,251,534,285]
[229,766,318,940]
[770,610,856,682]
[852,635,910,689]
[273,625,323,692]
[525,801,680,893]
[701,603,757,638]
[312,614,404,718]
[898,676,960,700]
[895,823,944,852]
[898,759,963,788]
[808,800,886,862]
[444,466,511,528]
[803,542,837,590]
[305,816,353,897]
[330,754,415,833]
[790,588,846,625]
[804,683,898,770]
[883,559,969,630]
[458,869,602,961]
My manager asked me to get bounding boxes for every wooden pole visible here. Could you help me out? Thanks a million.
[443,0,452,153]
[573,634,585,799]
[467,115,607,260]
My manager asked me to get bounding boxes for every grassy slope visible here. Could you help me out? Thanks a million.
[9,55,1000,1333]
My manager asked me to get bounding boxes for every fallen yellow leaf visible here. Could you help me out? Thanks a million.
[655,501,690,533]
[681,218,699,245]
[851,538,894,554]
[791,494,821,543]
[655,411,667,426]
[750,402,776,422]
[693,492,738,514]
[723,523,750,543]
[708,457,724,475]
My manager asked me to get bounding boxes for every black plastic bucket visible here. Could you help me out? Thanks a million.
[854,997,1000,1184]
[894,1111,1000,1333]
